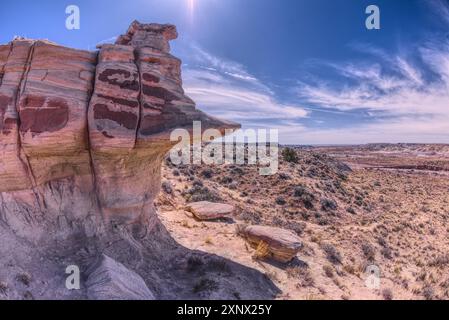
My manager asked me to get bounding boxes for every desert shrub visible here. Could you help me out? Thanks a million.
[293,184,308,197]
[317,217,329,226]
[282,147,299,163]
[323,265,334,278]
[161,181,173,194]
[322,243,342,264]
[293,186,315,209]
[183,185,221,203]
[422,286,435,300]
[286,267,315,287]
[272,216,285,227]
[382,288,393,300]
[16,273,32,286]
[23,291,34,300]
[227,181,238,190]
[0,282,8,295]
[306,168,318,178]
[301,211,311,220]
[201,169,213,179]
[301,194,315,210]
[172,169,180,176]
[361,243,376,261]
[320,198,337,211]
[324,181,336,193]
[381,247,393,260]
[275,197,286,205]
[377,237,388,247]
[207,257,231,274]
[347,207,356,215]
[230,167,244,175]
[165,156,174,167]
[221,176,233,184]
[193,278,219,294]
[278,172,291,180]
[186,255,204,272]
[239,211,261,224]
[288,221,306,236]
[428,254,449,268]
[192,179,204,187]
[343,264,356,275]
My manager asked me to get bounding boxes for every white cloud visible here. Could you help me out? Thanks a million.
[281,116,449,145]
[175,0,449,144]
[181,44,308,124]
[429,0,449,25]
[295,0,449,144]
[299,43,449,114]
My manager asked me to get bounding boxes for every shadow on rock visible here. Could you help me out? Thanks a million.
[98,220,281,300]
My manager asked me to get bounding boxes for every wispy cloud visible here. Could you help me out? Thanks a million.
[291,0,449,143]
[175,1,449,144]
[179,44,308,126]
[298,46,449,116]
[429,0,449,25]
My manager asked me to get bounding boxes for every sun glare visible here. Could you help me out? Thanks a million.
[188,0,195,22]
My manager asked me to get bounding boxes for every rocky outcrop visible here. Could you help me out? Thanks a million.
[240,225,302,263]
[0,22,282,301]
[186,201,235,220]
[86,255,155,300]
[0,21,239,241]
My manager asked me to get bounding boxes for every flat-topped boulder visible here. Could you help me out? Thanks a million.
[240,225,302,263]
[186,201,235,220]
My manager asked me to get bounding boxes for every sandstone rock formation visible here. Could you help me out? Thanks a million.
[0,21,239,241]
[186,201,235,220]
[0,21,281,300]
[240,225,302,263]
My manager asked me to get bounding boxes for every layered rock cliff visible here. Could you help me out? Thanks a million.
[0,21,238,241]
[0,21,280,300]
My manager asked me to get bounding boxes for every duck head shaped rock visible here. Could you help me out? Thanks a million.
[0,21,239,241]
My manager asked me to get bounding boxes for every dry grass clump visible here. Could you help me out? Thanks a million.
[322,243,342,265]
[253,241,270,260]
[382,288,394,300]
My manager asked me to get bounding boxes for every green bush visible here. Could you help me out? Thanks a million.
[282,147,299,163]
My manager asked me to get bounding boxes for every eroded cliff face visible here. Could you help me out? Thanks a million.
[0,21,238,242]
[0,22,282,300]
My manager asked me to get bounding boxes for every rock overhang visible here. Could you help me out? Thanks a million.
[0,21,240,228]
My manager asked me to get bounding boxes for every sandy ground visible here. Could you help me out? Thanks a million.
[157,144,449,300]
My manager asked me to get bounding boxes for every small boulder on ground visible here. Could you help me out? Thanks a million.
[240,225,302,263]
[86,254,155,300]
[185,201,235,221]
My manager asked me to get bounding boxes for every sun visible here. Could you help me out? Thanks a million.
[188,0,196,22]
[188,0,195,15]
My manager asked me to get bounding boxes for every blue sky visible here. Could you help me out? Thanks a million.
[1,0,449,144]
